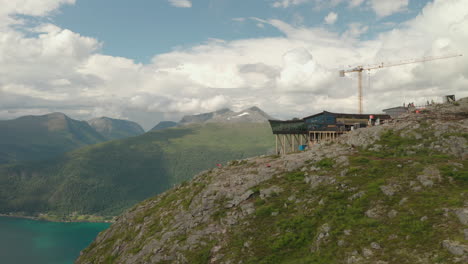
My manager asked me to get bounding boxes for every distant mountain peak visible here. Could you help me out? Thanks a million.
[215,108,232,113]
[246,106,262,112]
[150,121,178,131]
[179,106,274,125]
[45,112,68,119]
[87,117,144,140]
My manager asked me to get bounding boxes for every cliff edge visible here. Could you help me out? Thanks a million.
[77,98,468,264]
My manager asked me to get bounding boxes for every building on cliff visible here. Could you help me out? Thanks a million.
[269,111,390,155]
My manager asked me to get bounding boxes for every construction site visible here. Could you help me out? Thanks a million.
[269,54,463,155]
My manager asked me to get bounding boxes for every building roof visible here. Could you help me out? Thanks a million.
[268,119,304,124]
[302,111,390,120]
[382,106,408,111]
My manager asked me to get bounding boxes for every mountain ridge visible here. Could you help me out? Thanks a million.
[0,122,274,219]
[77,98,468,264]
[88,117,145,140]
[179,106,273,125]
[0,112,106,164]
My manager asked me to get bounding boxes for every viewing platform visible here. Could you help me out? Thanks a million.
[269,111,391,155]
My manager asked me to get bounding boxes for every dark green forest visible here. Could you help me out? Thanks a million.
[0,123,274,217]
[0,113,106,165]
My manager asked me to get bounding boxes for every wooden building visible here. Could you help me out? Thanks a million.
[382,106,408,118]
[269,111,391,155]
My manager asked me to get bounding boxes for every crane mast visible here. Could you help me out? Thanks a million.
[339,54,463,114]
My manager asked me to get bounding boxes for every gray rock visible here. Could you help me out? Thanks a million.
[442,240,468,256]
[340,169,348,177]
[388,210,398,218]
[259,186,283,199]
[349,191,365,201]
[371,242,381,249]
[335,156,349,167]
[366,208,382,219]
[339,125,386,148]
[346,255,363,264]
[455,208,468,225]
[464,229,468,241]
[320,223,331,233]
[399,197,408,205]
[228,190,255,207]
[305,175,332,189]
[362,247,373,257]
[417,175,433,187]
[240,203,255,215]
[380,185,397,196]
[417,166,441,187]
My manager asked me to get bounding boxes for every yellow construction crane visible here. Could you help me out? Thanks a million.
[339,54,463,114]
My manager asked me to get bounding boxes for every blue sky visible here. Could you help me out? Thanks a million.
[0,0,466,129]
[50,0,431,63]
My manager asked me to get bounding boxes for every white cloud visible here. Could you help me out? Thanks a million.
[232,17,246,22]
[0,0,75,27]
[0,0,467,129]
[370,0,408,18]
[168,0,192,8]
[272,0,310,8]
[349,0,365,8]
[343,23,369,38]
[324,12,338,25]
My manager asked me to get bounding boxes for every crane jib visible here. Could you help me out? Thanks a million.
[338,53,463,114]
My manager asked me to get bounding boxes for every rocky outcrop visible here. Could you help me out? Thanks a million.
[77,98,468,264]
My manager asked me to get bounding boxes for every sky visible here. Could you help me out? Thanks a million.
[0,0,467,130]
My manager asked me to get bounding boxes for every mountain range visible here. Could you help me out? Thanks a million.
[180,106,273,124]
[0,107,275,219]
[0,113,106,164]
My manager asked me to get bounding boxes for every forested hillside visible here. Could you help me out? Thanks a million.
[0,113,106,165]
[87,117,145,140]
[0,123,274,219]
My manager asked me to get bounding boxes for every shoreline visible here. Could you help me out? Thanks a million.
[0,213,115,224]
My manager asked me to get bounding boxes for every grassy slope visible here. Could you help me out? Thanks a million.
[0,123,274,218]
[216,131,467,264]
[78,121,467,263]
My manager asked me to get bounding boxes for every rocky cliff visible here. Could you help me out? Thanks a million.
[77,99,468,264]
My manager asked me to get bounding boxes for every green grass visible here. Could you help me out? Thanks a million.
[212,130,468,263]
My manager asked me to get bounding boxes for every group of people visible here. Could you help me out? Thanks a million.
[403,100,435,108]
[404,100,435,108]
[404,102,416,108]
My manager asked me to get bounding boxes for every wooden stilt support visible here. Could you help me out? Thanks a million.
[291,134,295,152]
[275,135,278,155]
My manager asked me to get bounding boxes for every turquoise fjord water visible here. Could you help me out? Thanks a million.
[0,216,110,264]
